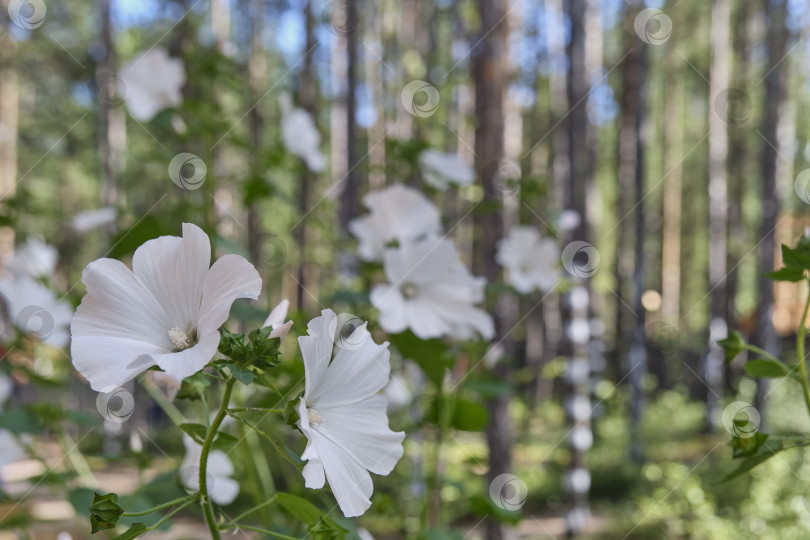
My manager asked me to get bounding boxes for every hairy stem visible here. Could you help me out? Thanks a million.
[122,494,199,517]
[200,377,236,540]
[797,280,810,419]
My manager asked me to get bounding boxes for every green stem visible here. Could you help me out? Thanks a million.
[741,344,782,364]
[228,412,303,471]
[228,407,284,414]
[141,378,187,427]
[221,523,298,540]
[796,280,810,419]
[146,498,198,531]
[226,494,277,525]
[122,494,199,517]
[200,377,236,540]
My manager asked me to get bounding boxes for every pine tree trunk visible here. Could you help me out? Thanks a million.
[473,0,510,538]
[753,0,788,415]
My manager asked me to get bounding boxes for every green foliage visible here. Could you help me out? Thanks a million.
[718,329,745,363]
[276,492,347,539]
[389,330,453,386]
[88,492,124,533]
[178,423,208,444]
[744,359,792,379]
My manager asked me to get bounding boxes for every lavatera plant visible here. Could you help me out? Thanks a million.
[719,232,810,481]
[72,223,403,539]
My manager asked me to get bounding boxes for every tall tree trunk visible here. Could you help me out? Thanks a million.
[753,0,788,416]
[473,0,510,538]
[562,0,599,534]
[617,1,647,463]
[97,0,125,238]
[0,10,17,269]
[295,0,318,313]
[246,0,265,268]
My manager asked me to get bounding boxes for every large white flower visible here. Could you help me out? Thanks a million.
[296,309,404,517]
[496,226,561,294]
[370,237,494,341]
[179,435,239,505]
[7,237,57,279]
[418,149,475,189]
[119,48,186,122]
[0,376,24,476]
[348,184,442,262]
[71,223,261,391]
[0,275,72,348]
[280,93,326,173]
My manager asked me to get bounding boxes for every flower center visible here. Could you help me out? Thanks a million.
[307,408,322,427]
[401,282,419,300]
[168,327,191,351]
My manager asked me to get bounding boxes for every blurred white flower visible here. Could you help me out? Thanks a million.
[496,226,561,294]
[0,376,23,476]
[384,373,412,411]
[370,237,494,341]
[0,376,11,405]
[418,149,475,189]
[297,309,404,517]
[280,93,326,172]
[180,435,240,505]
[72,207,117,232]
[262,298,293,342]
[7,237,57,279]
[0,275,72,348]
[120,48,185,122]
[71,223,261,391]
[348,184,442,262]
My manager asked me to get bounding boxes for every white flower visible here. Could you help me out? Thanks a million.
[179,435,239,505]
[296,309,404,517]
[496,226,561,294]
[348,184,442,262]
[72,207,117,232]
[370,237,494,341]
[0,429,24,470]
[418,149,475,189]
[120,48,185,122]
[0,275,72,348]
[262,298,293,342]
[280,93,326,172]
[7,237,57,279]
[71,223,261,391]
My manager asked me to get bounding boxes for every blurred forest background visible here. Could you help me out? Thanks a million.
[2,0,810,538]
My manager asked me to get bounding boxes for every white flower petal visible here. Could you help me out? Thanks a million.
[269,320,293,341]
[120,48,185,122]
[196,254,261,337]
[210,476,240,505]
[302,459,326,489]
[151,332,220,383]
[370,285,408,335]
[309,428,374,517]
[310,336,391,407]
[317,395,404,475]
[262,299,289,329]
[299,309,337,397]
[133,223,210,331]
[71,337,159,391]
[8,237,58,279]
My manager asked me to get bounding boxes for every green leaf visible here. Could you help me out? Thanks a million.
[225,363,256,385]
[389,331,453,386]
[285,393,303,431]
[276,493,346,539]
[730,432,769,458]
[744,359,792,378]
[722,437,784,481]
[764,267,805,282]
[178,423,208,444]
[451,398,489,432]
[212,432,239,450]
[782,244,810,271]
[89,492,124,533]
[176,373,211,401]
[218,328,248,362]
[0,408,41,433]
[111,523,149,540]
[717,330,746,363]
